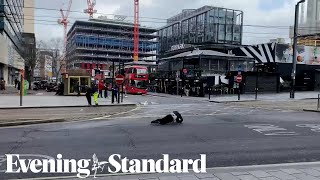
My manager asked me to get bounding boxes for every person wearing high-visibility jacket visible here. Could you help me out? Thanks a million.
[92,84,99,106]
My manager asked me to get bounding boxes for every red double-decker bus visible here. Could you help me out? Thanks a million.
[124,65,149,95]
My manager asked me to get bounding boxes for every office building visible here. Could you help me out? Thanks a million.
[0,0,26,85]
[24,0,34,34]
[66,17,158,72]
[158,6,243,54]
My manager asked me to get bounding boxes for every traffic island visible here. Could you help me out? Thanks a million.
[226,99,319,111]
[303,109,320,113]
[0,104,137,127]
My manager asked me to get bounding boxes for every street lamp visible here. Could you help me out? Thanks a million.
[291,0,305,99]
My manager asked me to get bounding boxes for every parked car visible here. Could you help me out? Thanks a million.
[32,81,41,90]
[40,80,48,90]
[46,82,58,92]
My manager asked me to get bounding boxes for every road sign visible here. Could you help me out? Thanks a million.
[183,69,188,74]
[115,74,125,85]
[236,74,242,83]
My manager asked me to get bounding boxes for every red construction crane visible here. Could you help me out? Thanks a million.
[133,0,139,62]
[58,0,72,51]
[84,0,97,18]
[58,0,72,73]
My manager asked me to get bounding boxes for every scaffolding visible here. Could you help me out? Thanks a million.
[66,19,158,70]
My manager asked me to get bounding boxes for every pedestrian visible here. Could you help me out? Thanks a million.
[124,85,128,98]
[92,84,99,106]
[85,85,92,106]
[77,82,81,97]
[98,80,104,98]
[184,83,190,96]
[14,78,18,88]
[104,80,108,98]
[0,78,5,90]
[17,80,21,94]
[112,84,118,102]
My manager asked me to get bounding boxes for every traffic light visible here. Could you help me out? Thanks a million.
[180,70,185,79]
[120,69,125,75]
[95,69,101,75]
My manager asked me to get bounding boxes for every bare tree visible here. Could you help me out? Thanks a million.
[48,38,63,81]
[34,40,47,83]
[22,33,38,89]
[35,38,64,83]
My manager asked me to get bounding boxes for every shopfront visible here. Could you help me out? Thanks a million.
[156,49,254,97]
[67,76,91,95]
[62,69,92,96]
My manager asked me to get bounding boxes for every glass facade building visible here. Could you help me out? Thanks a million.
[0,0,24,51]
[158,6,243,53]
[0,0,25,85]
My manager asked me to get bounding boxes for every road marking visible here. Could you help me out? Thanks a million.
[244,124,299,136]
[90,113,229,120]
[296,124,320,132]
[0,155,6,167]
[0,154,55,173]
[90,107,141,120]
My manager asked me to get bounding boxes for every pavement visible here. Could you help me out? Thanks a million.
[0,85,38,95]
[147,91,320,102]
[0,105,136,127]
[226,99,319,112]
[209,91,320,103]
[0,93,135,108]
[147,92,320,112]
[56,162,320,180]
[0,91,137,126]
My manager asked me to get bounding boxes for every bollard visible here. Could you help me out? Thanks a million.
[238,83,241,101]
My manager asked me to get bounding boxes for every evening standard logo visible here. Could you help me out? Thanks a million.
[5,154,207,178]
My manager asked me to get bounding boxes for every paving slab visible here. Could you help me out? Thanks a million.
[50,162,320,180]
[0,94,136,109]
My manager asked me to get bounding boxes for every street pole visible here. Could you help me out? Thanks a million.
[291,0,305,99]
[238,83,240,101]
[20,72,23,106]
[176,71,179,96]
[255,71,259,100]
[112,60,115,104]
[121,61,124,103]
[118,61,120,104]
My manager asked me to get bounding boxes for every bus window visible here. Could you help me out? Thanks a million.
[137,69,147,75]
[133,68,137,74]
[135,80,146,89]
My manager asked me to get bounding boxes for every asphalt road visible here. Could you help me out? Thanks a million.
[0,95,320,179]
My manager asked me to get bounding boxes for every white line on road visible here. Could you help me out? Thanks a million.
[0,154,55,173]
[90,106,141,120]
[296,124,320,132]
[91,113,229,120]
[244,124,299,136]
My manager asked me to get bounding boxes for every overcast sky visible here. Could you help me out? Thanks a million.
[34,0,300,45]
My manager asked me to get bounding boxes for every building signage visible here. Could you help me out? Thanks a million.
[170,44,192,51]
